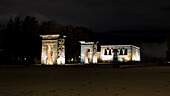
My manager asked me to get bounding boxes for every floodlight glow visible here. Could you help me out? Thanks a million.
[42,53,47,64]
[119,58,123,62]
[71,58,74,62]
[93,56,97,63]
[85,58,89,64]
[61,58,65,64]
[57,56,65,65]
[57,57,62,65]
[124,56,130,61]
[47,45,53,65]
[100,55,113,61]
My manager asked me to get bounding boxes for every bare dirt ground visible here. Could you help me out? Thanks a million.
[0,65,170,96]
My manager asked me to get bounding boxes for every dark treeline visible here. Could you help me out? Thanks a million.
[0,16,94,64]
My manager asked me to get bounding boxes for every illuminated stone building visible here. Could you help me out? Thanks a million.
[80,41,141,63]
[79,41,98,64]
[40,35,140,65]
[100,45,140,62]
[40,34,66,65]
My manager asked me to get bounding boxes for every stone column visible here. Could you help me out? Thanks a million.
[41,45,47,64]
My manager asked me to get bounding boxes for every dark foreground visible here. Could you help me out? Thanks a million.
[0,65,170,96]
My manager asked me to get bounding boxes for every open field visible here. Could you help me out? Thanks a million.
[0,65,170,96]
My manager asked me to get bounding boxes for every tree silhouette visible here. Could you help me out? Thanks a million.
[3,16,41,64]
[21,16,41,63]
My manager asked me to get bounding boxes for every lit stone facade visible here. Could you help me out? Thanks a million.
[40,35,66,65]
[100,45,140,62]
[40,35,140,64]
[79,41,140,63]
[79,41,98,64]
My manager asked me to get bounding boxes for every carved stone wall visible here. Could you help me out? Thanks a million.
[40,35,66,65]
[100,45,140,62]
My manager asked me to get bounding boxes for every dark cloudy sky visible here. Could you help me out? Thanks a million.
[1,0,170,31]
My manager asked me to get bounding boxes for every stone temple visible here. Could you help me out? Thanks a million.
[40,34,66,65]
[40,34,140,65]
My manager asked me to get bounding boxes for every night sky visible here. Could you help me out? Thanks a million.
[0,0,169,59]
[0,0,170,31]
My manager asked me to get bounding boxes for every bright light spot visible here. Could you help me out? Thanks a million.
[93,56,97,63]
[119,58,123,62]
[132,51,140,61]
[57,56,65,65]
[124,56,130,61]
[57,57,62,65]
[100,55,113,61]
[61,57,65,64]
[85,58,89,64]
[71,58,74,62]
